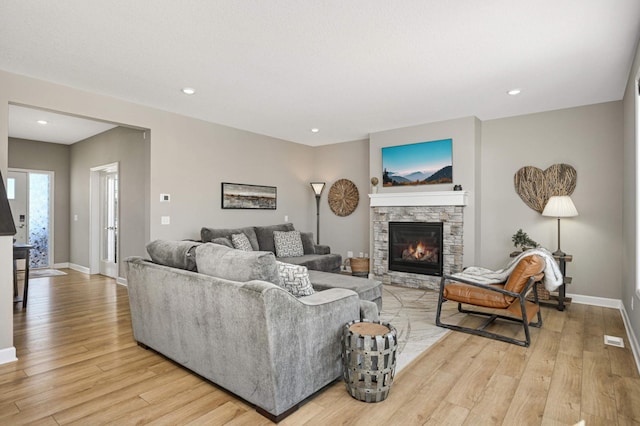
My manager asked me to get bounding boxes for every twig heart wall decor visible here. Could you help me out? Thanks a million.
[514,163,577,213]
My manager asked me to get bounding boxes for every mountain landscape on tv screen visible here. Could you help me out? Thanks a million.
[383,165,452,186]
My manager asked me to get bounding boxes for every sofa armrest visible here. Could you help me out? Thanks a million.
[314,245,331,255]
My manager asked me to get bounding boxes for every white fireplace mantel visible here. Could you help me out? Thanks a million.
[369,190,468,207]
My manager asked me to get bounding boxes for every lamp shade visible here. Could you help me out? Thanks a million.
[542,196,578,218]
[310,182,325,196]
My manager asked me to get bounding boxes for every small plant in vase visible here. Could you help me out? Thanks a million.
[512,229,539,251]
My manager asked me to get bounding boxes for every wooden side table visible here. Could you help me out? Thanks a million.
[553,254,572,311]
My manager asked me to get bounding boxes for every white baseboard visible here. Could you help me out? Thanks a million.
[568,293,640,375]
[0,347,17,365]
[69,263,90,274]
[53,262,70,269]
[116,277,128,286]
[566,293,622,309]
[620,304,640,376]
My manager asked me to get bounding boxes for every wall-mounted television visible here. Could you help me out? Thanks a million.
[382,138,453,187]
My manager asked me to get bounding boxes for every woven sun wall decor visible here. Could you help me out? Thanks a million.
[328,179,359,217]
[514,163,577,213]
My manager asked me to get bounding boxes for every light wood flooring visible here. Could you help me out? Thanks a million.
[3,269,640,425]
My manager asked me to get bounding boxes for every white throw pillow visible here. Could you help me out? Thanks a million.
[273,230,304,257]
[276,261,314,297]
[231,233,253,251]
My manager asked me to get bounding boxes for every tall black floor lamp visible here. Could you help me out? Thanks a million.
[310,182,325,244]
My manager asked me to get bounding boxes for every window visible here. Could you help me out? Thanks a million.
[7,178,15,199]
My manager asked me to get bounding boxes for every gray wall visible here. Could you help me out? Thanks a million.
[312,139,370,260]
[369,117,481,266]
[70,127,149,278]
[622,41,640,349]
[8,138,70,265]
[481,102,623,299]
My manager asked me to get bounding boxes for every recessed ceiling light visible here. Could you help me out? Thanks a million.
[311,128,319,133]
[36,120,48,125]
[182,87,196,95]
[507,88,521,96]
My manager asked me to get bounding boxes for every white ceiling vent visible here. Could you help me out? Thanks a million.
[604,335,624,348]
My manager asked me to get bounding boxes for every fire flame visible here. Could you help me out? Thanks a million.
[407,241,428,259]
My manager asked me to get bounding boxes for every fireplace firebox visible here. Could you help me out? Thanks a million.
[388,222,443,276]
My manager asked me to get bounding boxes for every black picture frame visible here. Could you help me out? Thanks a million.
[221,182,277,210]
[0,171,17,236]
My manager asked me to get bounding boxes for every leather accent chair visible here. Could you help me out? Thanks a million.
[435,255,545,347]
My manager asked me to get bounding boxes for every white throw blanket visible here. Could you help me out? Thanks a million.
[450,248,563,292]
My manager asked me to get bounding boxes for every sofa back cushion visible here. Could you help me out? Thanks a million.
[146,240,202,271]
[300,232,316,255]
[201,226,260,251]
[195,243,281,285]
[254,223,295,253]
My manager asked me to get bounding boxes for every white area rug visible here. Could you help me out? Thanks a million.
[29,269,68,278]
[379,284,463,372]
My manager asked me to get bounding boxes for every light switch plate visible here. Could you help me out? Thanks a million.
[161,216,170,225]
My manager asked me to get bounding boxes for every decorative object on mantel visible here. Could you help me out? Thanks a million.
[370,177,379,193]
[0,171,17,236]
[310,182,326,244]
[511,229,539,251]
[514,163,577,213]
[542,195,578,257]
[453,184,462,191]
[328,178,359,217]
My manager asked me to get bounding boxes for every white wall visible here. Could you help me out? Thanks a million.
[481,102,623,299]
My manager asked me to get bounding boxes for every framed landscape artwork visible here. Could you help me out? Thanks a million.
[382,138,453,187]
[221,182,277,210]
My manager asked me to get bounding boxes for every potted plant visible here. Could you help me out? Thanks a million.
[512,229,539,251]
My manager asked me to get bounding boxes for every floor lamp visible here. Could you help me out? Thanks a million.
[542,195,578,257]
[310,182,325,244]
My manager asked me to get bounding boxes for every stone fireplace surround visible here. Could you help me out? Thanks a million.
[370,191,467,290]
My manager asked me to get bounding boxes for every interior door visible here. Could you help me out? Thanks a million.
[7,171,28,243]
[100,170,118,278]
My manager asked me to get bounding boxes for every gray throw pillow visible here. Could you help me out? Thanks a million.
[300,232,316,255]
[200,226,260,250]
[276,261,314,297]
[273,230,304,257]
[195,243,281,285]
[146,240,202,271]
[211,237,233,248]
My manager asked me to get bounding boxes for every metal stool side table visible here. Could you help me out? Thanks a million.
[341,319,397,403]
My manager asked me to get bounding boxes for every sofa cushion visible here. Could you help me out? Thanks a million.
[277,253,342,273]
[308,270,383,309]
[195,243,281,285]
[231,233,253,251]
[254,223,295,253]
[276,261,314,297]
[201,226,260,251]
[211,237,233,248]
[273,230,304,257]
[300,232,316,255]
[146,240,202,271]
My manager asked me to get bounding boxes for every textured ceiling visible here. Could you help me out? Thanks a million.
[1,1,640,146]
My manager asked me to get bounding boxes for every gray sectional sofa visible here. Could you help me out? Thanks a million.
[201,223,343,273]
[125,234,383,421]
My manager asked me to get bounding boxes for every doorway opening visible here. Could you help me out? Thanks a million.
[7,169,54,269]
[90,162,119,278]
